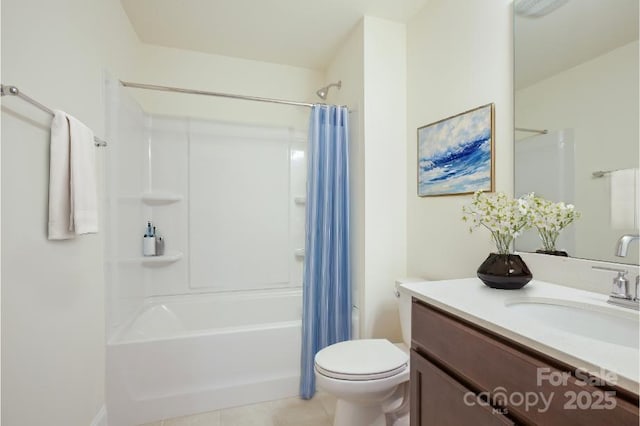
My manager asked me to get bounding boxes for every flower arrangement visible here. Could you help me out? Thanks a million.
[527,195,580,252]
[462,191,532,255]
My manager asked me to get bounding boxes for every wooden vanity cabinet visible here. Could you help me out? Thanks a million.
[410,299,640,426]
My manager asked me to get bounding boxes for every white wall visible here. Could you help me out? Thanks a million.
[515,41,639,264]
[326,18,407,340]
[406,0,514,279]
[133,45,323,131]
[362,17,407,340]
[1,0,142,425]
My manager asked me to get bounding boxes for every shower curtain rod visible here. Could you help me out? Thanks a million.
[0,84,108,146]
[120,81,316,108]
[515,127,548,134]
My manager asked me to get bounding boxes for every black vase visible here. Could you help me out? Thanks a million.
[477,253,533,290]
[535,249,568,257]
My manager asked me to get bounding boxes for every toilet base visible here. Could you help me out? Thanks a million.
[390,412,410,426]
[331,399,410,426]
[333,399,387,426]
[330,383,410,426]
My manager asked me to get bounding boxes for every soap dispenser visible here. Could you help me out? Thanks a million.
[143,221,156,256]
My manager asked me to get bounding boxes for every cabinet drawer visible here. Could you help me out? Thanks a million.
[412,300,639,425]
[411,349,514,426]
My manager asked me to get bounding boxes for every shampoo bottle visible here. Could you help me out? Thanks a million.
[143,221,156,256]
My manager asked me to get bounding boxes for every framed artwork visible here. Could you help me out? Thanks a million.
[417,103,495,197]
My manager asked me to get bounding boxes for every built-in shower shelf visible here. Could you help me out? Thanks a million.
[120,250,184,266]
[141,192,183,205]
[141,250,183,266]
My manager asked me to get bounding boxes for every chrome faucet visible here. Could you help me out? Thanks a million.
[615,234,640,257]
[592,266,639,310]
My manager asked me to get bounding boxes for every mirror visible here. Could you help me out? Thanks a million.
[514,0,639,265]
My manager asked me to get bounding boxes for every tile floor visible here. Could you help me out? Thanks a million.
[139,392,336,426]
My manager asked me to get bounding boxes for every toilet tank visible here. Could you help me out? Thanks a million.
[395,278,426,346]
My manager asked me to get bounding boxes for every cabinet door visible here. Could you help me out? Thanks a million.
[412,301,639,425]
[410,350,514,426]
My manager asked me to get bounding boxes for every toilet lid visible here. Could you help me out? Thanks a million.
[314,339,409,381]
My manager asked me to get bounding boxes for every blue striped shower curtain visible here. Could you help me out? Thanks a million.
[299,105,351,399]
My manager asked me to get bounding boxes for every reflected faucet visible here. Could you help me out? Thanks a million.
[616,234,640,257]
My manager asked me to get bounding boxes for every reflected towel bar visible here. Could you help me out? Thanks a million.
[1,84,108,147]
[515,127,548,134]
[592,169,630,178]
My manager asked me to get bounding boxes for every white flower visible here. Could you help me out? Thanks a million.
[522,194,581,251]
[462,191,533,254]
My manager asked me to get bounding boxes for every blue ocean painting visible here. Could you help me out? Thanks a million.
[418,105,493,196]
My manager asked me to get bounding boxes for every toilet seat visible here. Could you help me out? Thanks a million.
[315,339,409,381]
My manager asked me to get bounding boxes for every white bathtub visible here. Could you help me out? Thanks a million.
[106,289,302,426]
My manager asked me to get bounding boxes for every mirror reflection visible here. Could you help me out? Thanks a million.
[514,0,639,265]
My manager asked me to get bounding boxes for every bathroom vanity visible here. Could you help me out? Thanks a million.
[403,279,640,425]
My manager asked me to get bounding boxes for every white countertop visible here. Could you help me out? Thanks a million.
[402,278,640,395]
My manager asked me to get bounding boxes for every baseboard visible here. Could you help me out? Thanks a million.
[90,405,107,426]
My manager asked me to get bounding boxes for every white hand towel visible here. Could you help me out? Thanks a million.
[610,168,639,230]
[68,114,98,234]
[48,111,74,239]
[48,111,98,239]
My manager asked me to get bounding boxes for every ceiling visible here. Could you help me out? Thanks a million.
[121,0,638,84]
[120,0,429,70]
[515,0,639,89]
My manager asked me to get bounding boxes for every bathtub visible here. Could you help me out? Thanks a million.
[106,288,302,426]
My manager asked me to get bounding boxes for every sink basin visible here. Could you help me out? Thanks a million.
[505,297,639,349]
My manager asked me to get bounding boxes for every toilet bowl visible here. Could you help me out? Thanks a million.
[314,278,424,426]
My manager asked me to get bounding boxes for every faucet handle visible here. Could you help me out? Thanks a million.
[593,266,630,298]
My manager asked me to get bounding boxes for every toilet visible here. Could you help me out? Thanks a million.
[314,278,423,426]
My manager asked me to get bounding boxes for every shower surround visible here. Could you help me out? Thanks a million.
[104,79,307,424]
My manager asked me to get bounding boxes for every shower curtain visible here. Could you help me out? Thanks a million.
[300,105,351,399]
